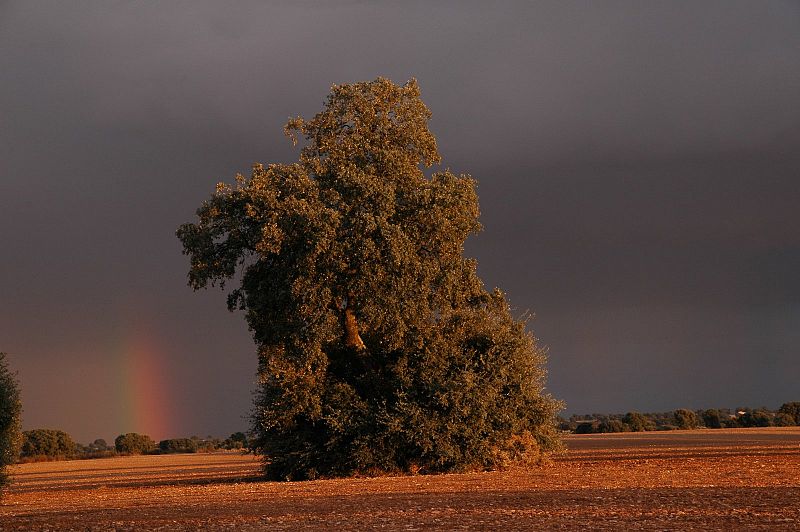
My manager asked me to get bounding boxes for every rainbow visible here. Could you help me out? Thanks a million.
[116,325,174,442]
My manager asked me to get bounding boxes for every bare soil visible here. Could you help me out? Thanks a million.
[2,427,798,530]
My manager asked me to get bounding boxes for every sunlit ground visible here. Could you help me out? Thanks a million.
[2,428,799,530]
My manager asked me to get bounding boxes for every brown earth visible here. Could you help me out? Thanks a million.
[1,427,798,530]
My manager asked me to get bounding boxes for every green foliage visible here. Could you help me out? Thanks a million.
[20,429,76,459]
[74,438,116,459]
[623,411,654,432]
[0,353,22,489]
[723,419,739,428]
[571,404,799,434]
[573,422,598,434]
[158,438,198,454]
[178,78,562,480]
[114,433,155,455]
[673,409,699,429]
[223,432,248,450]
[88,438,111,452]
[773,412,796,427]
[597,419,626,433]
[188,435,223,452]
[738,409,773,428]
[778,402,800,425]
[701,409,723,429]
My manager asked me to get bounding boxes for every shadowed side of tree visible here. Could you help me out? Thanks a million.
[178,78,562,480]
[0,353,22,491]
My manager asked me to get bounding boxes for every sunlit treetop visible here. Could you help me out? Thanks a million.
[180,78,482,353]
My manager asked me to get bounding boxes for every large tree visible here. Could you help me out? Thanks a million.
[178,78,561,480]
[20,429,76,459]
[0,352,22,490]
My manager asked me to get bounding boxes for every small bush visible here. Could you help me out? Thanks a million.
[223,432,248,450]
[738,410,772,428]
[158,438,198,454]
[597,419,626,433]
[778,402,800,425]
[88,438,111,452]
[773,413,796,427]
[115,433,155,455]
[721,417,739,428]
[701,409,723,429]
[623,412,654,432]
[573,422,597,434]
[78,449,117,460]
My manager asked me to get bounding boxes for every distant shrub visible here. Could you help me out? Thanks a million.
[569,403,798,435]
[597,419,626,433]
[158,438,198,454]
[115,433,155,455]
[701,409,723,429]
[1,353,23,489]
[188,435,222,453]
[573,422,598,434]
[89,438,111,452]
[20,429,76,460]
[778,402,800,425]
[222,432,249,450]
[773,413,796,427]
[623,412,654,432]
[673,409,699,430]
[69,439,116,460]
[738,410,772,428]
[754,410,774,427]
[78,449,117,460]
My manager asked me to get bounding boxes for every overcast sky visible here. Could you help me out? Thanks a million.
[2,1,799,443]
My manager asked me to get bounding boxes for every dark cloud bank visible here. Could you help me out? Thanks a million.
[1,1,799,442]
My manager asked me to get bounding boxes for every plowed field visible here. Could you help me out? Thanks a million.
[2,428,798,530]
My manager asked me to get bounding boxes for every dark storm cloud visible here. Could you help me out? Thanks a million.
[2,1,799,441]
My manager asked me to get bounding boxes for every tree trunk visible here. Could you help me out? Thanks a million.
[342,293,366,350]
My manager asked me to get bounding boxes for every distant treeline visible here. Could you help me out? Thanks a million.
[14,403,800,461]
[561,402,800,434]
[17,430,250,462]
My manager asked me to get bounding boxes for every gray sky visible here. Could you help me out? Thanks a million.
[2,1,799,443]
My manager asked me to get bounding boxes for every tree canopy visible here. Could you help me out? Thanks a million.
[0,353,22,490]
[114,433,156,455]
[20,429,75,460]
[178,78,561,480]
[778,402,800,425]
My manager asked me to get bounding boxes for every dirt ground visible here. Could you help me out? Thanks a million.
[1,427,798,530]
